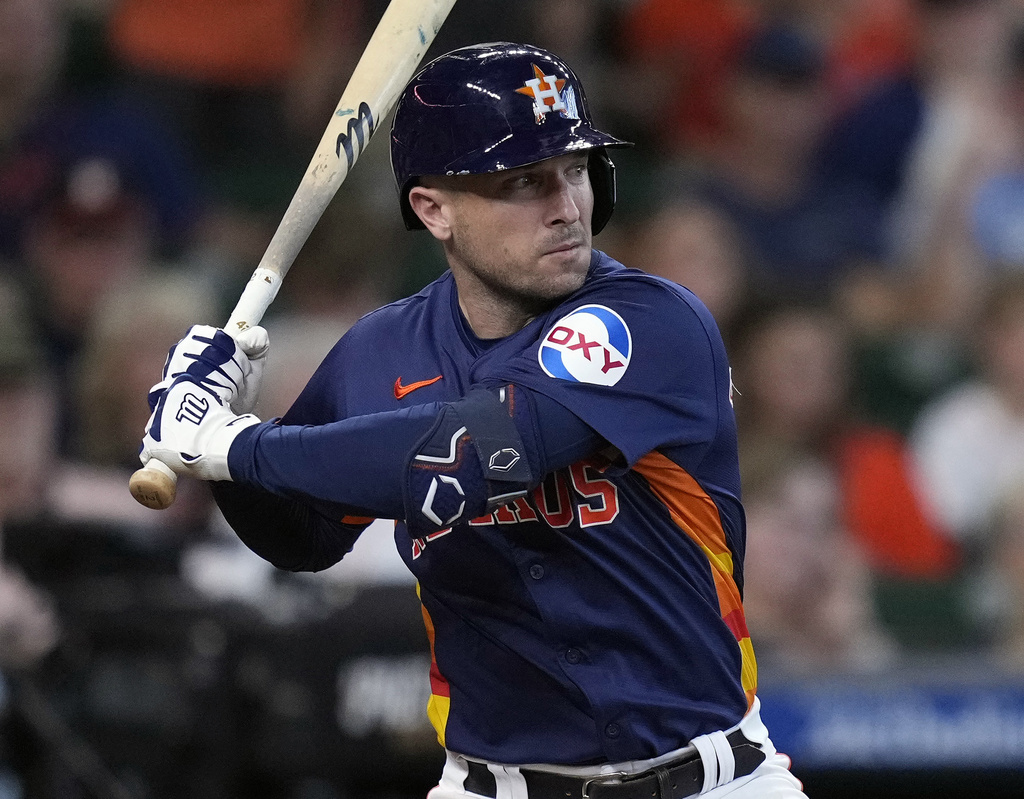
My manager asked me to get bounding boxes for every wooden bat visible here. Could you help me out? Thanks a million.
[129,0,458,510]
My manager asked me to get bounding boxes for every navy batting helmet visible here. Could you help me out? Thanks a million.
[390,42,630,234]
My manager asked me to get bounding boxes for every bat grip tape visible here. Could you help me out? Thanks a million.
[226,267,283,336]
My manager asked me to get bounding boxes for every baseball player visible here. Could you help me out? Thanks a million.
[140,43,807,799]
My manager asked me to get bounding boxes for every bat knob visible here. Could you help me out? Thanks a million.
[129,460,178,510]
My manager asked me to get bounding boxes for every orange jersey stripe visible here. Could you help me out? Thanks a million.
[722,607,750,641]
[416,583,451,746]
[633,451,757,706]
[340,515,375,526]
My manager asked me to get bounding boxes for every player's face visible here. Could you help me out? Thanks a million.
[441,152,595,316]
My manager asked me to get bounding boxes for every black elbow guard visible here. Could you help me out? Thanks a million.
[404,386,535,536]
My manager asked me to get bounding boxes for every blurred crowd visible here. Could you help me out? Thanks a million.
[5,0,1024,792]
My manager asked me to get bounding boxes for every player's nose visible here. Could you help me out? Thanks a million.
[546,177,583,227]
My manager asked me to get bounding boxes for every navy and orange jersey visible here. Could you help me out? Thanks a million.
[236,249,756,764]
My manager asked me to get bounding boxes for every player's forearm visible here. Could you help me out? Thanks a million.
[227,402,444,518]
[224,386,604,533]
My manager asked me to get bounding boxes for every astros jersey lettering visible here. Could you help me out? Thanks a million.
[265,250,756,765]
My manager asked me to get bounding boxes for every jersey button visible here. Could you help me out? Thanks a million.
[605,723,620,738]
[565,648,582,665]
[529,564,545,580]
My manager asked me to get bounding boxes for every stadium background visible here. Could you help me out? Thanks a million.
[2,1,1024,797]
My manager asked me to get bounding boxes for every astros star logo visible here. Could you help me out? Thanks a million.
[516,64,567,122]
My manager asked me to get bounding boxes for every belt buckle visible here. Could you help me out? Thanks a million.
[581,771,629,799]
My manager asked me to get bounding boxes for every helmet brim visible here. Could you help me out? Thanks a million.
[398,132,631,231]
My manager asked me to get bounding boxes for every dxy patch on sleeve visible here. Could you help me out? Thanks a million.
[538,304,631,386]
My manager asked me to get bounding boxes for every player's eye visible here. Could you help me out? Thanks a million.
[498,173,539,197]
[566,161,589,182]
[511,174,537,189]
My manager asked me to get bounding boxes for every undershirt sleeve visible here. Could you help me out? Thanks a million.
[209,481,370,572]
[213,387,604,570]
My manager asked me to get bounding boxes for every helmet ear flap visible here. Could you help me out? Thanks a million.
[588,149,617,236]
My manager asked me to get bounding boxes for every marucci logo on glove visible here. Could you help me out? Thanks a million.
[176,392,210,425]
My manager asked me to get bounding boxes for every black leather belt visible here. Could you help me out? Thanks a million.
[463,730,766,799]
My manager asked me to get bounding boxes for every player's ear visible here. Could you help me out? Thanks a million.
[408,184,453,241]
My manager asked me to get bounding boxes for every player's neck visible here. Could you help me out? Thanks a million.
[456,290,537,340]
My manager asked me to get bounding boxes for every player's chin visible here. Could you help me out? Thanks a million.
[533,265,588,304]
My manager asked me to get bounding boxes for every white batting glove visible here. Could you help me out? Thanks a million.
[140,376,261,481]
[147,324,269,416]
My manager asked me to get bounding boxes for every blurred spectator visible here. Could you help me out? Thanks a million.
[0,0,65,148]
[631,198,751,339]
[18,154,212,459]
[23,157,155,342]
[986,485,1024,670]
[789,0,919,112]
[17,93,203,262]
[615,0,916,159]
[734,304,896,673]
[823,0,1016,327]
[104,0,369,275]
[0,275,61,798]
[0,274,60,665]
[742,453,895,675]
[886,0,1014,330]
[672,21,887,299]
[910,274,1024,548]
[0,564,59,675]
[732,302,959,664]
[0,0,203,264]
[50,270,221,534]
[835,260,974,435]
[270,192,404,320]
[730,1,1023,437]
[254,314,348,421]
[968,22,1024,271]
[0,0,67,262]
[0,277,57,526]
[614,0,755,157]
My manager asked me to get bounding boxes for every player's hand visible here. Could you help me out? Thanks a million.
[232,325,270,415]
[147,324,269,416]
[140,375,261,481]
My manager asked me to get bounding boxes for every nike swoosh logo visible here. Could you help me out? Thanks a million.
[394,374,443,399]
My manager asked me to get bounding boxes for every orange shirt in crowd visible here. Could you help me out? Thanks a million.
[838,426,960,579]
[621,0,918,153]
[108,0,313,86]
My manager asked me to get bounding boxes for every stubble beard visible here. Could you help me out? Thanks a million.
[448,227,591,319]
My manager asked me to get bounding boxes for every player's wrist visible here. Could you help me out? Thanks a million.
[197,413,262,481]
[140,377,263,482]
[222,418,265,482]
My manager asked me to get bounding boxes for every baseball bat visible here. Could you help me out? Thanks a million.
[129,0,458,510]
